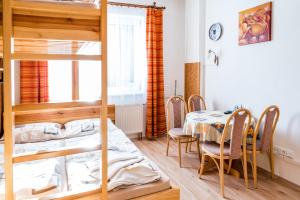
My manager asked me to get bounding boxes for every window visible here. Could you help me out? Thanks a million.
[47,8,147,105]
[79,61,101,100]
[79,7,147,105]
[48,61,72,102]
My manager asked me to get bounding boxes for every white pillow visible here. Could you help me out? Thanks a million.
[64,118,100,138]
[64,118,116,138]
[14,123,64,144]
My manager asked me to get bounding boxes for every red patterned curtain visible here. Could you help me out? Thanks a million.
[20,61,49,104]
[145,8,167,139]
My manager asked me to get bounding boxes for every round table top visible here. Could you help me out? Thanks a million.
[185,110,231,125]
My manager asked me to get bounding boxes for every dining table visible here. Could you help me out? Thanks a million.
[183,110,255,178]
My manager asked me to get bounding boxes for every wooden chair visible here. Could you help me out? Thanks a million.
[199,108,252,197]
[166,96,201,167]
[187,95,207,152]
[188,94,207,112]
[247,105,280,188]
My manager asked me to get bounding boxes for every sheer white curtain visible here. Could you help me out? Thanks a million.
[107,7,147,105]
[48,61,72,102]
[79,7,147,105]
[48,7,147,105]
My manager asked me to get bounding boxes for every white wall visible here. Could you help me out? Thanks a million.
[204,0,300,185]
[185,0,206,64]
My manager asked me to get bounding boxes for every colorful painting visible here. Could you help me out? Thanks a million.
[239,2,272,46]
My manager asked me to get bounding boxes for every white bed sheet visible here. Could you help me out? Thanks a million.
[0,121,164,199]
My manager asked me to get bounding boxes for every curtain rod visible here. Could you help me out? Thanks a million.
[108,1,166,10]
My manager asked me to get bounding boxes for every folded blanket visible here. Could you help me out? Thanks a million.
[108,160,161,191]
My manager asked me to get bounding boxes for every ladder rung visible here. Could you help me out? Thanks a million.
[39,186,101,200]
[13,145,101,163]
[12,53,102,61]
[12,0,101,19]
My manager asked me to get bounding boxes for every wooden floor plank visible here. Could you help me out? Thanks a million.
[132,136,300,200]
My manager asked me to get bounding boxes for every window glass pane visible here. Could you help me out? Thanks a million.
[79,9,147,105]
[79,61,101,100]
[48,61,72,102]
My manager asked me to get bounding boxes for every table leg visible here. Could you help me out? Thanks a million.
[224,162,240,178]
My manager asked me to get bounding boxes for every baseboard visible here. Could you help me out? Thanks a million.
[256,166,300,189]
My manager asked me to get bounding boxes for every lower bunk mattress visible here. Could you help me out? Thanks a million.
[0,123,171,200]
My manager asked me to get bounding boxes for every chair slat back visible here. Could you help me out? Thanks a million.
[222,109,251,159]
[166,96,187,131]
[255,106,280,152]
[188,94,206,112]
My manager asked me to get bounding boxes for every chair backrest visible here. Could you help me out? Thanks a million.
[188,94,207,112]
[253,105,280,152]
[166,96,187,131]
[221,108,252,159]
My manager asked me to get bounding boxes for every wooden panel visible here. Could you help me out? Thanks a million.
[14,106,115,124]
[14,26,100,41]
[184,62,200,102]
[133,188,180,200]
[3,0,14,199]
[12,0,101,18]
[13,101,115,125]
[100,0,108,198]
[67,187,180,200]
[13,145,101,163]
[13,14,100,32]
[12,53,101,61]
[72,61,79,100]
[40,187,102,200]
[13,13,100,41]
[13,100,102,111]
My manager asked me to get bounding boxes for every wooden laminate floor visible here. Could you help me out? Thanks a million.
[132,136,300,200]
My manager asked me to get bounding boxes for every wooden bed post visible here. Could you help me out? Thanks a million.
[101,0,108,199]
[3,0,14,199]
[72,41,80,101]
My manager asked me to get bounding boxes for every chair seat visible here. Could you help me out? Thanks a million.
[168,128,190,139]
[202,141,230,156]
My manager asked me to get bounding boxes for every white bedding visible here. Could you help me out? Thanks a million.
[0,120,162,199]
[65,128,161,192]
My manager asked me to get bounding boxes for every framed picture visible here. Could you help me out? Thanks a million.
[239,2,272,46]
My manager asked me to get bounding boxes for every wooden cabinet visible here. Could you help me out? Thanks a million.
[184,62,200,102]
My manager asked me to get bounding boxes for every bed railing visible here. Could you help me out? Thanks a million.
[13,100,115,124]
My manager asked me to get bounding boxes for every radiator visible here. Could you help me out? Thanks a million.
[115,104,144,138]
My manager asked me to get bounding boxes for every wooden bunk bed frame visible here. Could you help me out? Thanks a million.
[2,0,179,199]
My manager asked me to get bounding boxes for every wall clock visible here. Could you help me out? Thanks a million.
[209,23,223,41]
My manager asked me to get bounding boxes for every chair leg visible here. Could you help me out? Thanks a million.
[269,149,275,179]
[185,139,189,153]
[166,134,170,156]
[220,158,225,197]
[243,151,249,188]
[227,159,232,174]
[196,139,201,164]
[199,153,206,177]
[253,151,258,188]
[178,140,182,167]
[189,140,192,152]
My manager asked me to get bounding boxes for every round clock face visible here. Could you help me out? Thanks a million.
[209,23,223,41]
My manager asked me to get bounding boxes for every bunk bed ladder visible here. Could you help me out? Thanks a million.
[2,0,108,199]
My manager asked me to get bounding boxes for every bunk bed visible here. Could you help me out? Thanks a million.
[1,0,180,199]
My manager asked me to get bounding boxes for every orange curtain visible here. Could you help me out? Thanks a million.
[145,8,166,139]
[20,61,49,104]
